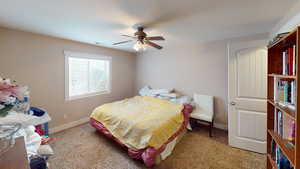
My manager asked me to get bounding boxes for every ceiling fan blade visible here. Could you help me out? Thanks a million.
[145,41,163,49]
[112,40,132,45]
[121,34,136,38]
[145,36,165,41]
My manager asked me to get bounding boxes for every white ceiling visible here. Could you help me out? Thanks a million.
[0,0,297,52]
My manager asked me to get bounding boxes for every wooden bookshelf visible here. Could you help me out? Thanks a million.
[267,99,296,120]
[268,74,297,79]
[268,130,295,166]
[267,26,300,169]
[268,154,278,169]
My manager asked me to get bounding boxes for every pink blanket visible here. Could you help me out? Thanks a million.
[90,104,193,167]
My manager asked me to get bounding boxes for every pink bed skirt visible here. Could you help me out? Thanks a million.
[90,104,193,167]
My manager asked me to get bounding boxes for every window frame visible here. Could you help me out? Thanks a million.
[64,50,112,101]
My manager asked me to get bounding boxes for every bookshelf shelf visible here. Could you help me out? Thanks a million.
[268,130,295,166]
[268,74,297,79]
[267,99,296,120]
[267,26,299,169]
[268,154,278,169]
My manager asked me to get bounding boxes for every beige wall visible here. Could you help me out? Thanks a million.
[136,42,228,126]
[0,27,136,128]
[0,26,268,130]
[136,34,269,127]
[271,1,300,37]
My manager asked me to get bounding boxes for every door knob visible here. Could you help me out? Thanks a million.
[230,101,236,106]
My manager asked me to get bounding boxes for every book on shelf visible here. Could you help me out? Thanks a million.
[291,81,295,105]
[279,151,293,169]
[274,108,277,133]
[283,114,295,145]
[283,81,289,103]
[283,50,286,75]
[273,78,296,110]
[271,139,276,159]
[293,45,296,75]
[282,45,296,76]
[271,140,294,169]
[274,109,296,146]
[287,120,296,145]
[278,111,283,137]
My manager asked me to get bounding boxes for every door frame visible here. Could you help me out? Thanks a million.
[227,39,268,153]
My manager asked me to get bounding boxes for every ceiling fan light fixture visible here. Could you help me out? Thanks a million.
[113,26,164,51]
[133,41,146,51]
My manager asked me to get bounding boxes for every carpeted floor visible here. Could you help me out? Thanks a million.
[48,124,266,169]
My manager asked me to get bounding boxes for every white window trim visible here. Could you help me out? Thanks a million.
[64,50,112,101]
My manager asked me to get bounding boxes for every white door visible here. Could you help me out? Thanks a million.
[228,40,267,153]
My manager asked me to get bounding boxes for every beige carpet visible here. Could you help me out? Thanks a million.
[48,124,266,169]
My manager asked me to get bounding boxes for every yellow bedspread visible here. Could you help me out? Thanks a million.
[90,96,184,150]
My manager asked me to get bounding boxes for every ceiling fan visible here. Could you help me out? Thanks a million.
[113,26,165,51]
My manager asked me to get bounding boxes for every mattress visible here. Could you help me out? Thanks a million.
[90,97,193,166]
[90,96,185,150]
[154,128,187,164]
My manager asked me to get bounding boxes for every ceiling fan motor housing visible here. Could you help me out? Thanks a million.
[134,27,147,42]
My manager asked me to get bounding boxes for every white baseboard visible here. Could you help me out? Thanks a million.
[49,117,90,134]
[196,121,228,131]
[214,123,228,131]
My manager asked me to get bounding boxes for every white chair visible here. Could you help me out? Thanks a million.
[190,94,214,137]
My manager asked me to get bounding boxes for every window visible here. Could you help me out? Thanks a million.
[64,51,111,100]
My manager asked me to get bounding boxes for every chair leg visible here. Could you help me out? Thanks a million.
[209,122,213,137]
[190,118,197,129]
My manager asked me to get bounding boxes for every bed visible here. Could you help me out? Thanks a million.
[89,96,193,166]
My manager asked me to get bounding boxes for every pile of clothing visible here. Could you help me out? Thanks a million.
[139,86,194,105]
[0,107,53,169]
[0,77,54,169]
